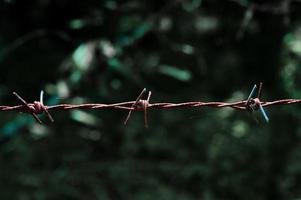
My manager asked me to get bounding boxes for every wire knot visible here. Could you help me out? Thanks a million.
[124,88,152,128]
[136,99,150,111]
[246,97,260,111]
[32,101,45,114]
[245,83,269,123]
[13,90,54,124]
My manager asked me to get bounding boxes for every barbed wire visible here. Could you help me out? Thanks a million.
[1,83,301,127]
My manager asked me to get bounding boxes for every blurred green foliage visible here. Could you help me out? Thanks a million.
[1,0,301,199]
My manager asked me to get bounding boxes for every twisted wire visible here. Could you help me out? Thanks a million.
[1,84,301,126]
[1,99,300,112]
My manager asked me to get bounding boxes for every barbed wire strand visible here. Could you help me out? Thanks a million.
[1,83,301,127]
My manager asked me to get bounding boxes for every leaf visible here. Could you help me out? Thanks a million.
[159,65,192,82]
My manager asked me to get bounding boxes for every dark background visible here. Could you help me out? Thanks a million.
[1,0,301,199]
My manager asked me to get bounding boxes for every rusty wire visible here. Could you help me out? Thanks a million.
[1,83,301,127]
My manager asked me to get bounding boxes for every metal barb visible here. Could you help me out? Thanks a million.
[39,90,54,123]
[13,92,28,106]
[257,82,263,99]
[247,84,257,103]
[245,83,269,123]
[13,92,43,124]
[43,107,54,122]
[144,91,152,128]
[124,88,147,126]
[259,103,269,123]
[40,90,44,105]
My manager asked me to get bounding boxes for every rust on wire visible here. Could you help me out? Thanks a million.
[123,88,152,128]
[1,83,301,126]
[11,91,54,124]
[245,82,269,123]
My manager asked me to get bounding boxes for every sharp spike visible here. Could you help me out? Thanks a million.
[247,84,257,102]
[40,90,44,105]
[259,104,269,123]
